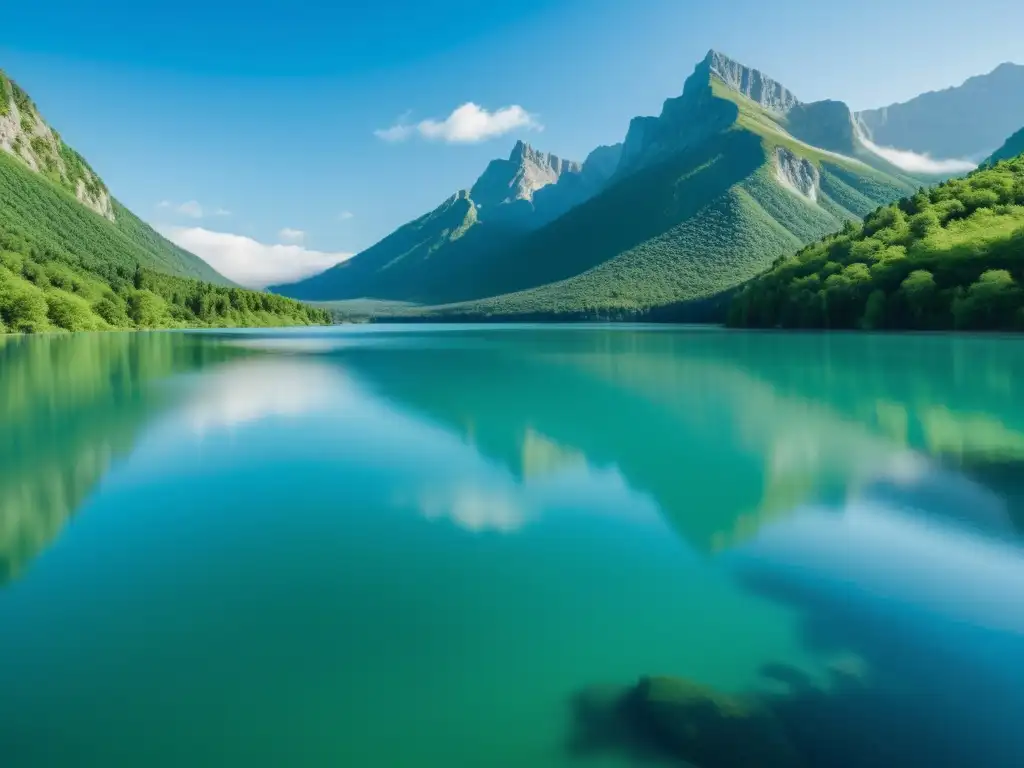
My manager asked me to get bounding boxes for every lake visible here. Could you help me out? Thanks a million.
[1,325,1023,767]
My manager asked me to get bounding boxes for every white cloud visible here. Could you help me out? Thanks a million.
[156,200,231,219]
[854,124,976,175]
[278,227,305,243]
[339,210,354,221]
[375,102,541,144]
[160,226,353,289]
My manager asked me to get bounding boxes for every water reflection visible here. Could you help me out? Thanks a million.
[0,333,242,585]
[179,357,352,436]
[3,327,1024,766]
[5,328,1024,580]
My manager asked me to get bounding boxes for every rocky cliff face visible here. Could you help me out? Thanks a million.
[615,50,754,175]
[773,147,820,203]
[0,70,114,221]
[470,140,582,213]
[705,50,799,114]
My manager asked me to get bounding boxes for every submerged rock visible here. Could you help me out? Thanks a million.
[569,675,805,767]
[631,676,804,768]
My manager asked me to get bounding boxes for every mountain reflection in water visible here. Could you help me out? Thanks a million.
[1,327,1023,767]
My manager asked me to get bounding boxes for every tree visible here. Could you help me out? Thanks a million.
[899,269,940,328]
[953,270,1023,330]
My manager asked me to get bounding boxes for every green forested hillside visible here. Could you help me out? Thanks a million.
[0,148,229,285]
[0,123,329,332]
[728,153,1024,330]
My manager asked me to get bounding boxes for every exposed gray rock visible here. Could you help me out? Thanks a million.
[470,140,581,214]
[613,49,802,176]
[774,147,820,203]
[705,50,800,114]
[0,72,114,221]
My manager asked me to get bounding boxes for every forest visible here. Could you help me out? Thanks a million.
[0,149,330,333]
[728,153,1024,331]
[0,246,330,333]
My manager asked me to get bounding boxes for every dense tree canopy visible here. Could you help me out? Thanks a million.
[729,154,1024,331]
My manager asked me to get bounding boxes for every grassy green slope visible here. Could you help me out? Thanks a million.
[729,153,1024,330]
[0,151,330,333]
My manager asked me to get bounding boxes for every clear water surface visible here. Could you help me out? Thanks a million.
[1,325,1023,766]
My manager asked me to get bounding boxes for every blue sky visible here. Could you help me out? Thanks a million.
[2,0,1023,286]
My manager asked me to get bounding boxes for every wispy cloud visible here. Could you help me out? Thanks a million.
[375,102,541,145]
[339,210,354,221]
[374,124,415,143]
[160,226,352,289]
[278,227,305,243]
[157,200,231,219]
[854,125,976,175]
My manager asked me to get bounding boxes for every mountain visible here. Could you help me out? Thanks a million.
[986,126,1024,166]
[855,62,1024,162]
[729,152,1024,331]
[0,68,330,332]
[277,138,620,302]
[281,50,915,317]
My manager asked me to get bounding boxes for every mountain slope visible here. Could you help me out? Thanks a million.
[986,126,1024,166]
[276,140,619,301]
[319,50,914,318]
[729,152,1024,331]
[0,69,330,332]
[1,70,231,286]
[855,62,1024,161]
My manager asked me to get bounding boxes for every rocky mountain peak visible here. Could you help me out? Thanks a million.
[699,49,800,114]
[0,69,114,221]
[508,140,581,177]
[471,141,581,211]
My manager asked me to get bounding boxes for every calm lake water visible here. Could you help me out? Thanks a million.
[1,325,1023,767]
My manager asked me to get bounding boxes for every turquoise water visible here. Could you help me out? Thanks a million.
[1,326,1023,766]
